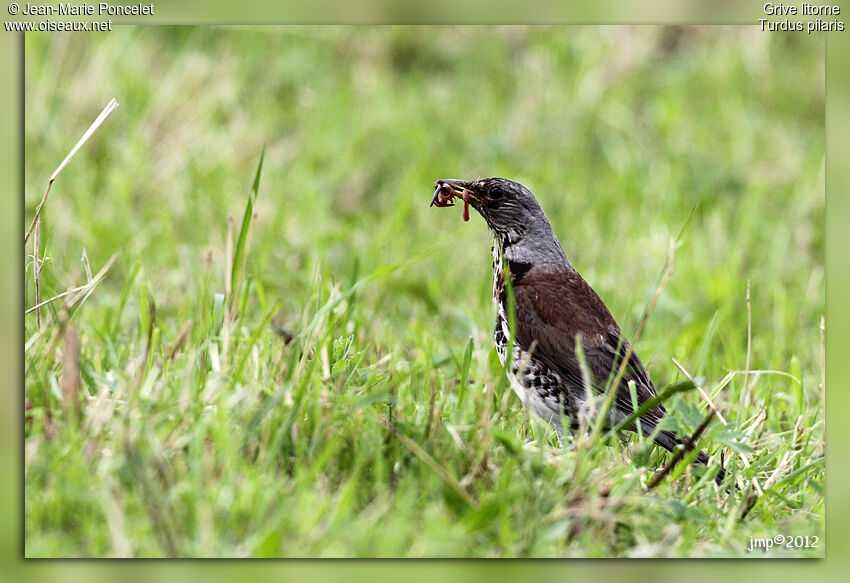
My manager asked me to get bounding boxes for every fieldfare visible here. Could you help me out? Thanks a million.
[431,177,725,485]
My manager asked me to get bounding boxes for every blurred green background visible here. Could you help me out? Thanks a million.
[23,26,824,558]
[25,26,824,367]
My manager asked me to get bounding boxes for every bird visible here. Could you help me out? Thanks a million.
[431,177,726,485]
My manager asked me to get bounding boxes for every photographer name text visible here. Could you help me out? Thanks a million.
[18,2,153,15]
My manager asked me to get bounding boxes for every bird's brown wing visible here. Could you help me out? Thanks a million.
[512,270,665,426]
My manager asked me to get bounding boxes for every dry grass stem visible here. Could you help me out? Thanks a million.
[671,357,728,425]
[166,320,193,362]
[26,254,117,316]
[25,98,119,245]
[380,416,476,507]
[646,408,716,490]
[82,249,93,283]
[33,221,42,329]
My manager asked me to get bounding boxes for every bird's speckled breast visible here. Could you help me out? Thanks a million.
[491,239,571,431]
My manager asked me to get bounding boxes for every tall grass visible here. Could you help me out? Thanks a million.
[24,26,823,557]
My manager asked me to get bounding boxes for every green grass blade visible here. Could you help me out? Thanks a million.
[230,147,265,297]
[603,379,697,441]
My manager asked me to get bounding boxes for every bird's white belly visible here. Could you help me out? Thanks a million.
[508,371,560,424]
[494,296,561,425]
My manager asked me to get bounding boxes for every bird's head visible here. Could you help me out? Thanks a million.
[432,177,550,243]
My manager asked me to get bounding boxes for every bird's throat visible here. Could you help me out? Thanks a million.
[493,235,534,285]
[491,238,534,300]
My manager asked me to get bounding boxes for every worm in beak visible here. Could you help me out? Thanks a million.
[430,181,471,222]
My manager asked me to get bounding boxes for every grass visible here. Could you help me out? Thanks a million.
[23,26,824,557]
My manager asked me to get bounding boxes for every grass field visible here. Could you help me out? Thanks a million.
[24,26,824,557]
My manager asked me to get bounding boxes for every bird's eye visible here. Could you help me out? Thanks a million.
[489,186,505,199]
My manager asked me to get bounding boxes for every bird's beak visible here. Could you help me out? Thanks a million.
[432,179,482,207]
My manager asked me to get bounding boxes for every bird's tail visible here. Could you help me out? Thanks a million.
[653,429,727,486]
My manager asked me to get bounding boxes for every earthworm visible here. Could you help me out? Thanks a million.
[430,183,455,208]
[462,188,470,222]
[430,183,469,221]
